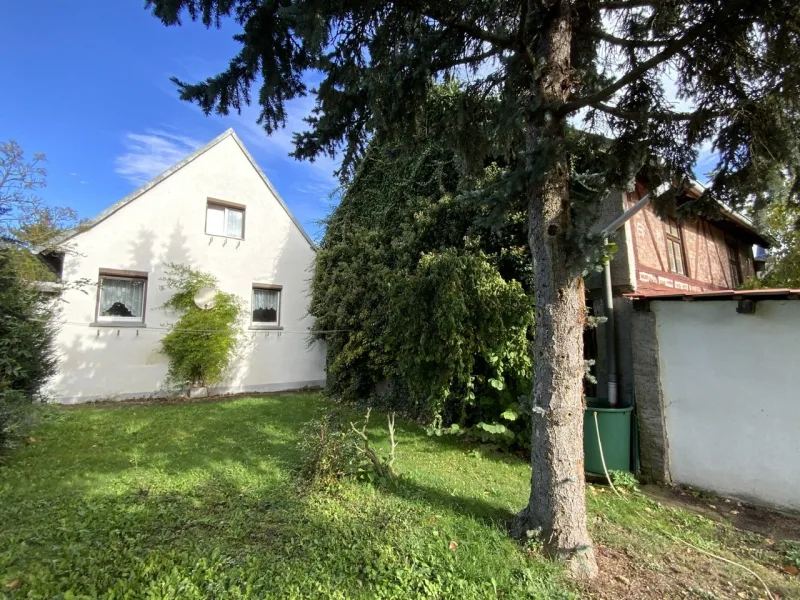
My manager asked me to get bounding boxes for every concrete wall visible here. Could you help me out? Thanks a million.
[652,299,800,510]
[50,133,326,403]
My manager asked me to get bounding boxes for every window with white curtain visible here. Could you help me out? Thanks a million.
[252,286,281,326]
[97,274,147,322]
[206,201,244,239]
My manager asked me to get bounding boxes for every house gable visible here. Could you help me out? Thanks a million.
[49,129,327,402]
[63,128,316,250]
[625,181,768,293]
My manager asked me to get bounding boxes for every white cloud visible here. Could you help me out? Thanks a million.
[115,129,204,186]
[228,95,341,188]
[157,66,342,229]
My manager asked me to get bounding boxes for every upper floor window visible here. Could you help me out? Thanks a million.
[664,218,685,276]
[96,270,147,323]
[206,199,245,239]
[252,285,281,326]
[727,241,742,287]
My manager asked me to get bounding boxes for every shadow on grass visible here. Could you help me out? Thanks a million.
[385,476,518,525]
[1,469,548,599]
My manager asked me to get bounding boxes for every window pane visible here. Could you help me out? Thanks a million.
[252,288,280,323]
[667,242,676,272]
[99,278,144,320]
[226,208,244,238]
[666,218,680,237]
[206,205,225,236]
[672,241,685,274]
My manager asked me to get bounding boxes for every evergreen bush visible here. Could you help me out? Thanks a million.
[158,264,243,391]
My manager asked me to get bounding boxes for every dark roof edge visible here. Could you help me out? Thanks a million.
[684,180,776,247]
[624,288,800,301]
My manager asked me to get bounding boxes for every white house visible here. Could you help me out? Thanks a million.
[44,129,326,404]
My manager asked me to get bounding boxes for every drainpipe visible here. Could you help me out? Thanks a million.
[598,186,666,406]
[601,255,619,406]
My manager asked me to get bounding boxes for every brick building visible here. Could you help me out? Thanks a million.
[585,179,772,405]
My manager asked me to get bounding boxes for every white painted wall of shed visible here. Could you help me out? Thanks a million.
[50,134,326,403]
[653,300,800,510]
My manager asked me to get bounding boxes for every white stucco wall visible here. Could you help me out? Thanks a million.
[49,132,326,403]
[653,300,800,510]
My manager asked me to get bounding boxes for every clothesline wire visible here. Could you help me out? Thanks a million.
[22,318,350,334]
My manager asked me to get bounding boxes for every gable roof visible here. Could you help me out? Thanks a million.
[682,179,774,247]
[56,128,317,249]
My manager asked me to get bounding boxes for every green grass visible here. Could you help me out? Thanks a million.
[1,394,797,599]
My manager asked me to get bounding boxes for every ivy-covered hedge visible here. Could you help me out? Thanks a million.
[310,86,535,448]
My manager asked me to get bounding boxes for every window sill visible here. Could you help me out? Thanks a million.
[89,322,146,328]
[248,325,283,330]
[206,234,244,241]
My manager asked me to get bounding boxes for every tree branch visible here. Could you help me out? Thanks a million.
[561,0,747,115]
[433,48,500,71]
[588,29,669,48]
[592,102,724,121]
[597,0,662,8]
[421,6,516,50]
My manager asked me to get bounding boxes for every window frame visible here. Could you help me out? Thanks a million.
[250,284,282,329]
[663,217,687,276]
[727,240,743,288]
[94,269,148,325]
[205,198,246,240]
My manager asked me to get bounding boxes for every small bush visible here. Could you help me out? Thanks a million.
[297,409,400,489]
[296,413,360,488]
[158,264,243,390]
[609,470,640,493]
[782,541,800,569]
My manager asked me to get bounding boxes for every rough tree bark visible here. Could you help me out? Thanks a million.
[512,0,598,580]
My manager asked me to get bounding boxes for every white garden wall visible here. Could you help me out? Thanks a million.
[49,130,326,403]
[652,299,800,510]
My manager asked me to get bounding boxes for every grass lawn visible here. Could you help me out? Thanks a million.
[1,393,798,599]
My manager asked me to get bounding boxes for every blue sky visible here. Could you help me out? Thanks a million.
[1,2,717,243]
[0,1,339,241]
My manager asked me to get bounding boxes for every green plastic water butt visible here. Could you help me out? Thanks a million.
[583,398,633,474]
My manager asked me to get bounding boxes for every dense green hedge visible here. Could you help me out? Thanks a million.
[310,87,535,448]
[0,252,58,450]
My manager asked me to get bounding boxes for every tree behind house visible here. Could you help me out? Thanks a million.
[746,199,800,288]
[0,141,77,450]
[147,0,800,577]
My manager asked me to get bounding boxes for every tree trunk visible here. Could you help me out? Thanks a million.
[512,0,598,580]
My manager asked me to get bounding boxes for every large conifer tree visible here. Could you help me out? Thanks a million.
[148,0,800,577]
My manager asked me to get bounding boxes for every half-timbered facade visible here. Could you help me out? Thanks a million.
[585,179,771,405]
